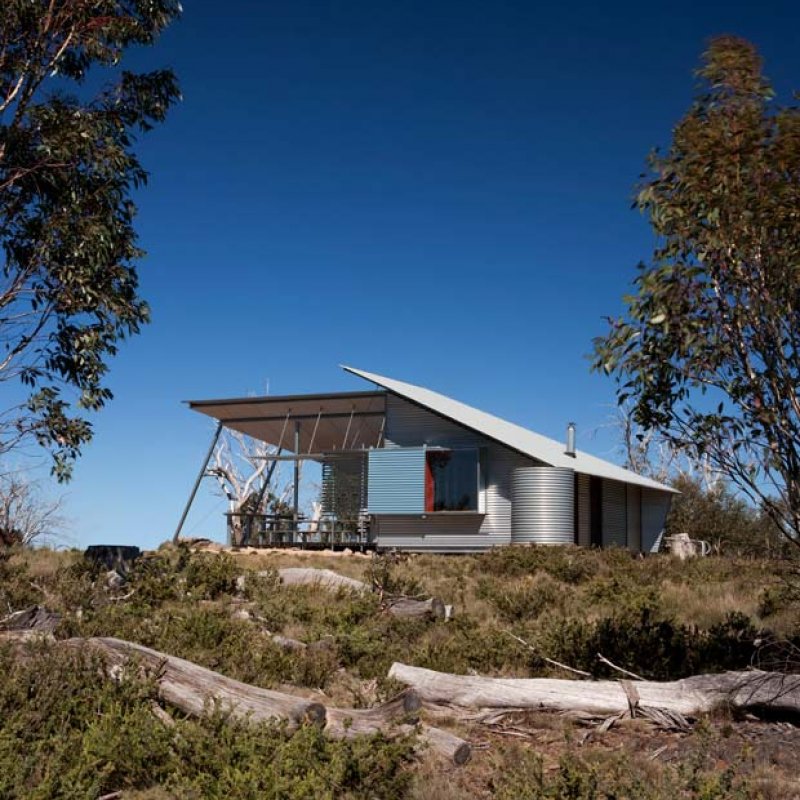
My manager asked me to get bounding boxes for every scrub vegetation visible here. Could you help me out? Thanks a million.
[2,543,800,798]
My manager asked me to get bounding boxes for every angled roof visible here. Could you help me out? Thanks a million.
[342,365,677,493]
[186,391,386,453]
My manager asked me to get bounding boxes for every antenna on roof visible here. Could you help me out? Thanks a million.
[565,422,576,457]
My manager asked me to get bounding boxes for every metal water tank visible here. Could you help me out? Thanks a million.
[511,466,575,545]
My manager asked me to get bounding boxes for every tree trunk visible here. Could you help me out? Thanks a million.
[388,663,800,720]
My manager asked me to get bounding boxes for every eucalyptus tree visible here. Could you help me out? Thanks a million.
[593,37,800,547]
[0,1,181,478]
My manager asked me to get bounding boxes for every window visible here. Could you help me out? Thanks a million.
[425,448,480,512]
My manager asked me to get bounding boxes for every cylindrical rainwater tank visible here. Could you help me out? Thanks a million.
[511,466,575,545]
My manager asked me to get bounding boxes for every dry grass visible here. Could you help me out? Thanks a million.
[5,542,800,799]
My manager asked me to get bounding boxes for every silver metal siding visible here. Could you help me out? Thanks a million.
[373,514,506,552]
[511,466,575,545]
[384,395,534,542]
[626,484,642,552]
[367,447,425,514]
[602,479,627,548]
[642,489,672,553]
[577,473,591,547]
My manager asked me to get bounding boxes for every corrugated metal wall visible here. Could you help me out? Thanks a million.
[642,489,672,553]
[372,514,500,552]
[367,447,425,514]
[374,396,530,548]
[576,473,591,547]
[601,479,627,548]
[626,484,642,552]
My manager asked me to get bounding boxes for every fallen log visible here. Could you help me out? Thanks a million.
[388,663,800,721]
[73,637,327,731]
[278,568,369,593]
[385,596,446,620]
[2,633,468,763]
[0,605,60,633]
[326,688,422,738]
[272,568,448,620]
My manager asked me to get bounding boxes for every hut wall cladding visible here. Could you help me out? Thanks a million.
[601,479,627,548]
[367,447,426,514]
[642,488,673,553]
[626,484,642,552]
[576,473,591,547]
[382,395,532,541]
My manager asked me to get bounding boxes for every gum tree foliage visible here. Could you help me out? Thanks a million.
[0,1,181,479]
[593,37,800,547]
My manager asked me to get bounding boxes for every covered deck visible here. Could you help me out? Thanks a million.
[176,390,387,548]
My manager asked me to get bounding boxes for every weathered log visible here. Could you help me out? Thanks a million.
[274,568,448,619]
[73,637,327,731]
[415,723,471,765]
[0,605,60,632]
[24,635,468,763]
[326,688,422,738]
[278,567,369,593]
[385,596,446,620]
[388,663,800,720]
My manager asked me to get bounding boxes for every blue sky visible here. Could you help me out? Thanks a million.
[27,0,800,549]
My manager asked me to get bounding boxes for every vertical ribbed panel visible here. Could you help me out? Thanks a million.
[384,395,535,541]
[642,489,672,553]
[602,479,627,548]
[576,473,591,547]
[626,484,642,552]
[373,514,499,552]
[367,447,425,513]
[511,466,575,545]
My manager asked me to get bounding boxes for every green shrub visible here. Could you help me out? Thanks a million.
[540,607,760,680]
[491,747,755,800]
[0,641,416,800]
[477,571,566,622]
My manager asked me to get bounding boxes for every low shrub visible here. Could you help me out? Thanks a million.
[491,746,754,800]
[0,641,417,800]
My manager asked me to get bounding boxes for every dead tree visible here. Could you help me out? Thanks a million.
[208,429,294,546]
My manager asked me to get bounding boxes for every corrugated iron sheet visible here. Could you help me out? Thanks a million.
[626,484,642,552]
[576,473,591,547]
[367,447,425,514]
[345,365,677,494]
[373,514,505,552]
[602,479,627,548]
[642,489,672,553]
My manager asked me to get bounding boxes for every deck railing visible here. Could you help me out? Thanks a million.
[224,511,371,549]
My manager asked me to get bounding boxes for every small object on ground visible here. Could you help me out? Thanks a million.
[84,545,141,573]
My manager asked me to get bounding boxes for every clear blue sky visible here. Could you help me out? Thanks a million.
[37,0,800,549]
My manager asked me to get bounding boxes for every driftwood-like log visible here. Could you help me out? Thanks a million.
[388,663,800,720]
[415,723,471,765]
[278,568,369,593]
[74,637,327,731]
[326,688,422,738]
[385,596,446,620]
[13,635,469,763]
[273,568,449,620]
[0,605,60,632]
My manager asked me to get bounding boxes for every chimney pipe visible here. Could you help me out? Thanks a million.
[566,422,576,457]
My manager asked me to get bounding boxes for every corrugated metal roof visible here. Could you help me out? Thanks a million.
[342,365,677,494]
